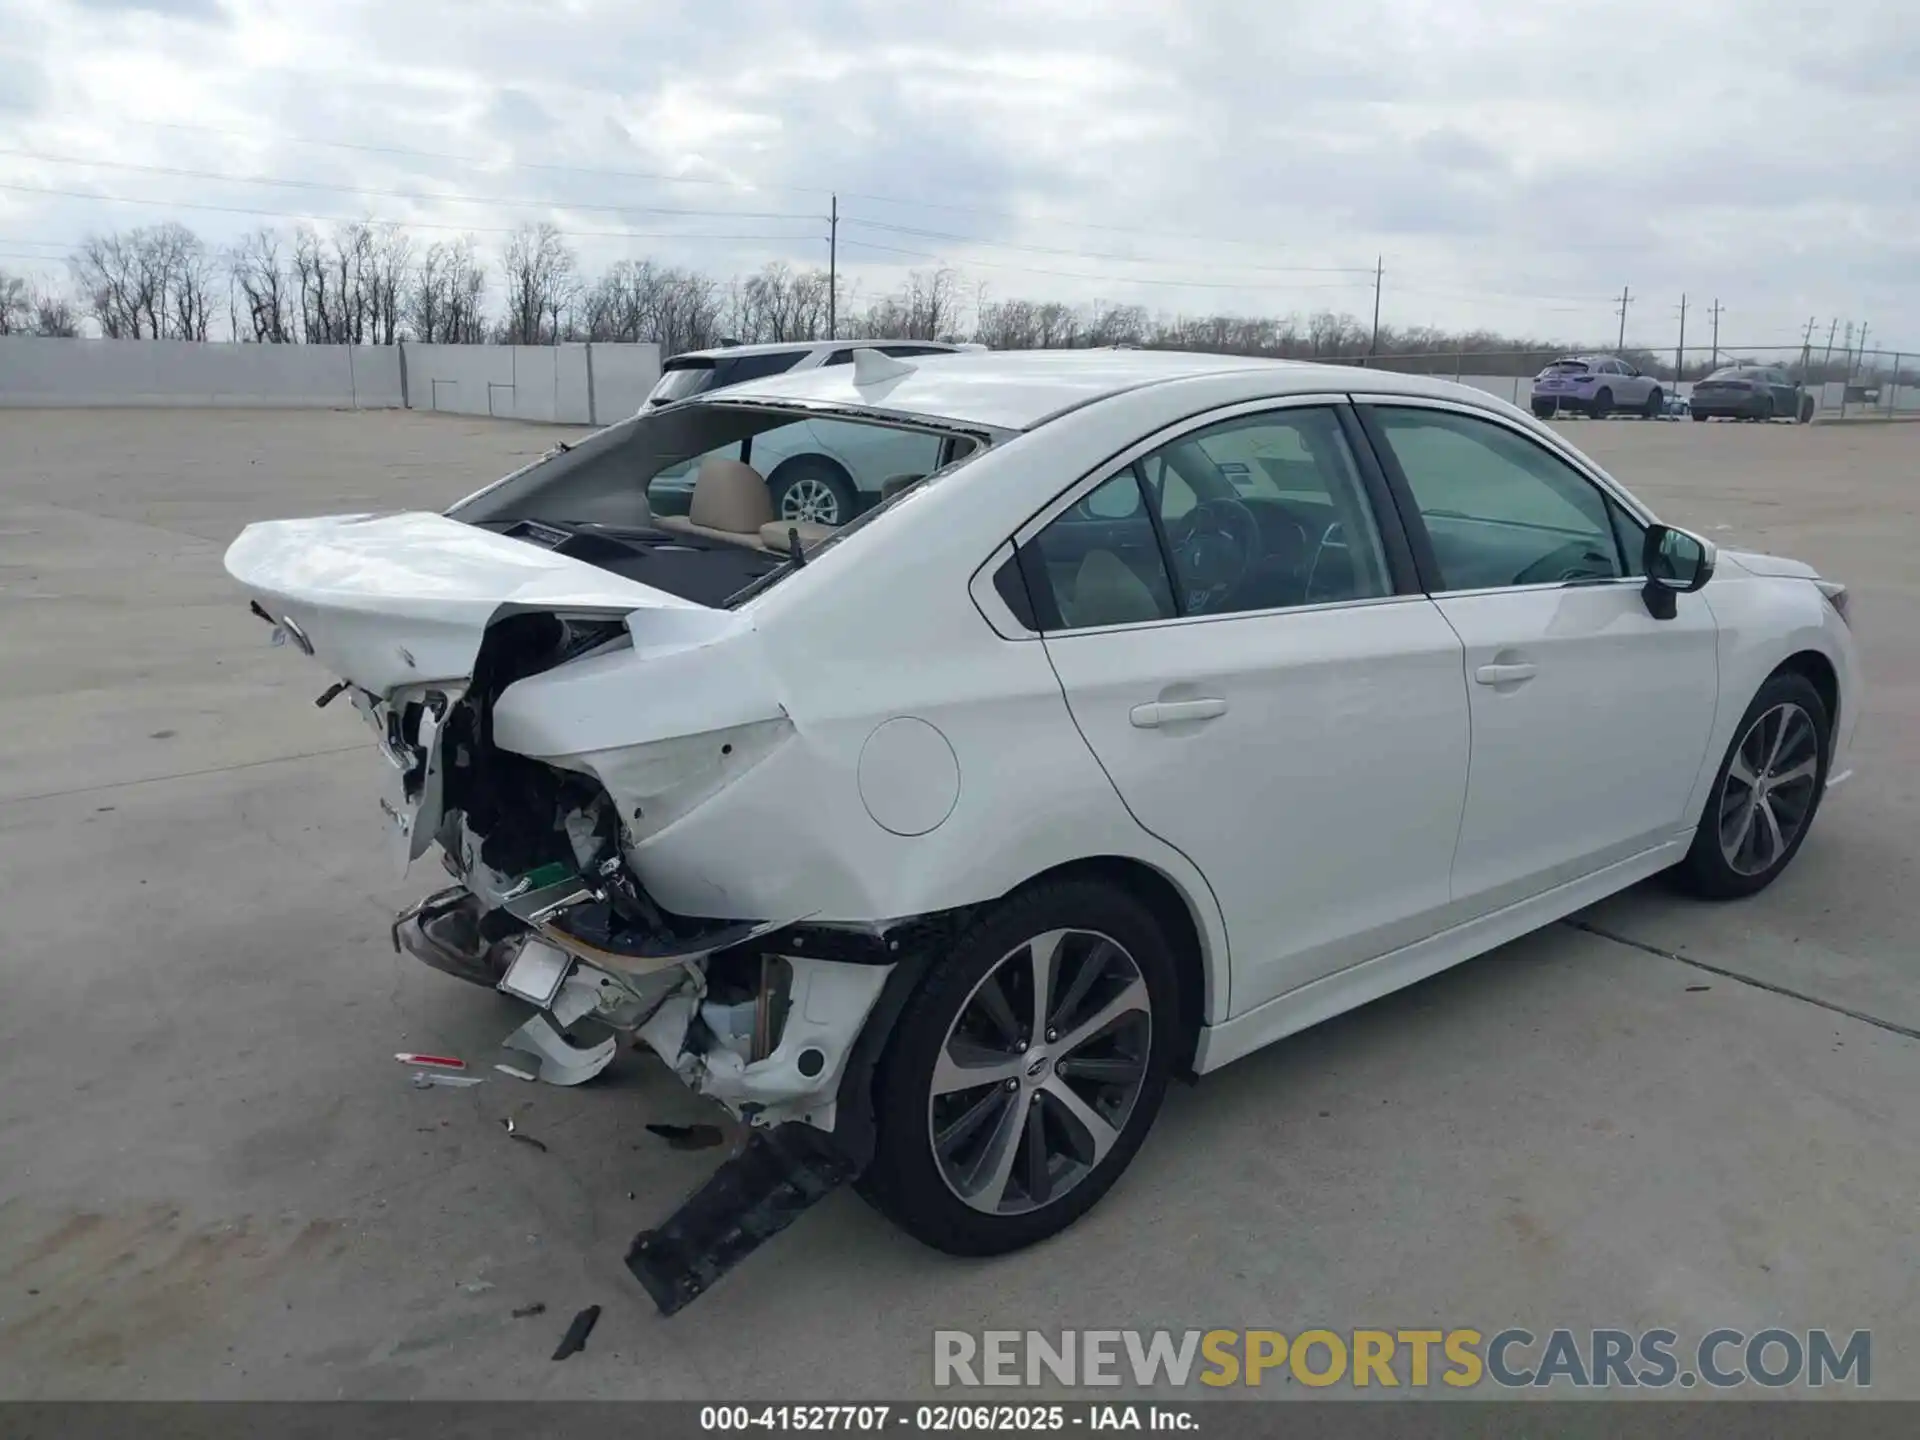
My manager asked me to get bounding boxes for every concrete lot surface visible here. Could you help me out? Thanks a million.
[1,409,1914,1399]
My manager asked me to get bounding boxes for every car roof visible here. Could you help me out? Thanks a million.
[665,338,963,363]
[698,347,1509,432]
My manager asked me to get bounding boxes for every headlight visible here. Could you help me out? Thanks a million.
[1815,579,1851,625]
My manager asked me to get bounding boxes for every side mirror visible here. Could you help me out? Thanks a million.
[1641,524,1716,619]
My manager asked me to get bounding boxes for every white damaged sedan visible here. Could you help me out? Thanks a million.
[226,348,1861,1311]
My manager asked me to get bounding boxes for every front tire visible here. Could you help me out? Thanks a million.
[1643,387,1664,418]
[1676,672,1830,899]
[1798,393,1816,423]
[860,880,1182,1256]
[767,457,859,527]
[1589,387,1613,419]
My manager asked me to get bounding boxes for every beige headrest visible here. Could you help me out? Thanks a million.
[759,520,836,552]
[1066,550,1166,628]
[689,456,774,534]
[879,473,925,501]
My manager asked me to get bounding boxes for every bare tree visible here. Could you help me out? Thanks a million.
[498,223,578,345]
[726,262,833,343]
[405,236,488,343]
[0,271,27,335]
[31,290,79,337]
[228,229,295,342]
[67,224,212,339]
[366,224,412,345]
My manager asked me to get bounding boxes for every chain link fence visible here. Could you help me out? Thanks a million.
[1347,344,1915,420]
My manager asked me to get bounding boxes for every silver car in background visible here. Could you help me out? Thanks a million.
[1530,355,1665,419]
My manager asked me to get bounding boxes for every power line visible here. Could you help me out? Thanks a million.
[837,237,1376,293]
[0,147,818,222]
[839,216,1375,275]
[0,179,822,245]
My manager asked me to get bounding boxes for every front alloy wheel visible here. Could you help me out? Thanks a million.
[1678,671,1830,899]
[1717,702,1821,877]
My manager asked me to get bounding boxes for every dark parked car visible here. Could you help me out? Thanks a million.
[1530,355,1664,419]
[1688,366,1814,423]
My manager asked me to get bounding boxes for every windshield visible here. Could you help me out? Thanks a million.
[1704,367,1761,381]
[646,362,715,406]
[1540,360,1590,376]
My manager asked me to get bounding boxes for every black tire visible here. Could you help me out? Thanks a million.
[1643,387,1664,418]
[766,456,859,527]
[1589,387,1613,419]
[1532,403,1555,420]
[1675,671,1830,900]
[1798,394,1816,424]
[1691,409,1707,421]
[859,879,1183,1256]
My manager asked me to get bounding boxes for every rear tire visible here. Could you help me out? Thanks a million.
[859,879,1182,1256]
[1675,672,1830,900]
[1589,387,1613,419]
[1798,393,1816,424]
[1756,395,1775,422]
[1642,388,1664,418]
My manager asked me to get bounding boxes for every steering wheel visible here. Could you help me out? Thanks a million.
[1511,539,1620,587]
[1167,496,1262,612]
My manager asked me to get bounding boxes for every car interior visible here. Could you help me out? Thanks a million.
[1026,411,1396,630]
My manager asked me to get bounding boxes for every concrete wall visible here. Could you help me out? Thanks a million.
[0,337,403,409]
[0,337,659,423]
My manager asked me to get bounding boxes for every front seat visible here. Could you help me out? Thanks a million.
[1061,550,1166,629]
[655,457,775,549]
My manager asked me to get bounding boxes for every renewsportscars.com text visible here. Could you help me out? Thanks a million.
[933,1328,1871,1390]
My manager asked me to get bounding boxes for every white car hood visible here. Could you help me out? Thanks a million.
[224,511,723,694]
[1720,548,1822,581]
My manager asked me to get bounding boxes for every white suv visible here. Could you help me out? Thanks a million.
[645,340,983,524]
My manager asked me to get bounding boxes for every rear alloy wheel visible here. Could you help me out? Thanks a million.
[1642,387,1664,418]
[1677,672,1829,899]
[768,457,858,527]
[1589,387,1613,419]
[861,881,1180,1255]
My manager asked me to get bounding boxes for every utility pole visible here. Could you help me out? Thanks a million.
[1615,285,1633,351]
[1856,322,1869,375]
[1707,298,1725,368]
[1675,293,1687,387]
[1368,255,1383,359]
[827,194,838,341]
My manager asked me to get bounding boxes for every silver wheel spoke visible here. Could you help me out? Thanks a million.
[1055,976,1149,1058]
[1728,748,1759,789]
[1724,795,1758,862]
[973,972,1024,1049]
[1754,797,1786,868]
[1763,711,1790,773]
[1048,938,1113,1034]
[1027,930,1068,1040]
[1023,1100,1051,1206]
[936,1084,1011,1158]
[932,1039,1025,1096]
[959,1088,1027,1211]
[1770,755,1817,790]
[1040,1077,1121,1168]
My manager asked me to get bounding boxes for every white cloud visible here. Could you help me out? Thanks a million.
[0,0,1914,350]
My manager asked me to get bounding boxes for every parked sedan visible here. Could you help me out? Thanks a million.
[1690,365,1816,423]
[1531,354,1665,419]
[225,351,1860,1314]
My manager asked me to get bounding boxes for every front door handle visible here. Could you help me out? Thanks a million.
[1130,697,1229,728]
[1474,662,1537,686]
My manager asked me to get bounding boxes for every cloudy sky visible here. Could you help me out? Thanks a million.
[0,0,1913,352]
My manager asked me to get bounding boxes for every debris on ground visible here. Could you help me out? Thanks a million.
[512,1303,547,1320]
[495,1063,538,1082]
[1686,985,1712,993]
[504,1116,550,1152]
[411,1070,485,1089]
[397,1052,468,1070]
[551,1304,602,1360]
[645,1122,724,1151]
[459,1279,495,1295]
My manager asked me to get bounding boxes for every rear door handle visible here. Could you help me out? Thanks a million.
[1474,662,1537,686]
[1130,698,1228,728]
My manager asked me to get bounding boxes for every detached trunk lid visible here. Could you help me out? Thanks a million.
[225,511,720,694]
